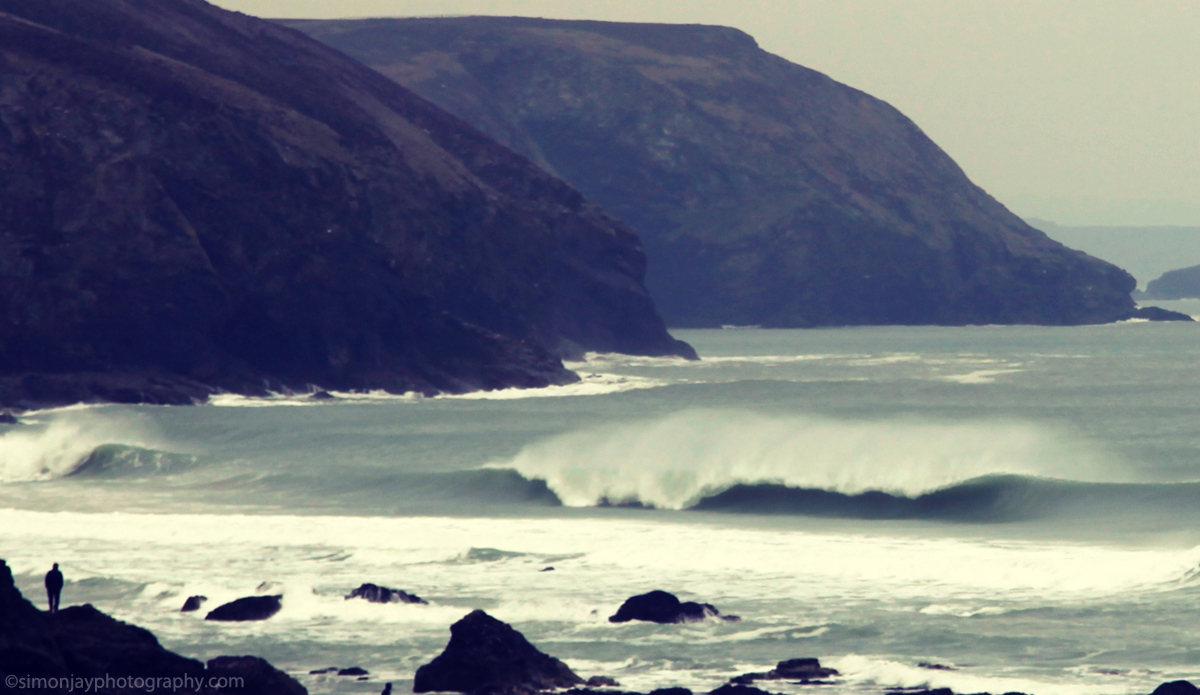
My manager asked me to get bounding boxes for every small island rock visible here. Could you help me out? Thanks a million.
[608,590,734,624]
[205,595,283,622]
[345,583,427,604]
[181,595,208,612]
[730,658,839,685]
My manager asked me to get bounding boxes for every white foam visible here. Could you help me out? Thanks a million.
[207,390,424,407]
[444,371,667,400]
[495,409,1124,507]
[941,368,1024,384]
[830,654,1131,695]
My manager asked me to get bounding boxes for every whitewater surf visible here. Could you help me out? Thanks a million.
[3,324,1200,694]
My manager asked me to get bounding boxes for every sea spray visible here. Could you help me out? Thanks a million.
[496,410,1124,508]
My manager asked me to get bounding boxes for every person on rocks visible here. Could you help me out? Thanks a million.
[45,562,63,614]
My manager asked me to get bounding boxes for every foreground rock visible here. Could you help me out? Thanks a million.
[608,590,737,624]
[0,0,692,411]
[205,595,282,622]
[730,658,838,685]
[0,559,305,694]
[1153,683,1200,695]
[290,17,1138,330]
[413,609,584,694]
[345,583,427,604]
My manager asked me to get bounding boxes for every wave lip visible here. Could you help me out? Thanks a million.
[498,409,1125,510]
[0,410,166,482]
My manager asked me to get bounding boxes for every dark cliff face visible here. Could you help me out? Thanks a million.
[288,16,1137,328]
[0,1,691,408]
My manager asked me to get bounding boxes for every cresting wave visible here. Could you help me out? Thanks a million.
[0,409,169,482]
[496,409,1126,510]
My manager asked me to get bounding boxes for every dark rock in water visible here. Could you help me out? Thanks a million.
[338,667,369,676]
[0,0,691,411]
[0,412,18,424]
[207,656,307,695]
[181,595,208,612]
[1152,682,1200,695]
[1145,265,1200,299]
[0,558,306,693]
[345,583,427,604]
[205,595,283,622]
[309,391,337,400]
[1125,306,1194,322]
[541,567,556,572]
[731,658,839,685]
[565,689,691,695]
[289,17,1138,330]
[587,676,620,687]
[608,590,727,624]
[413,609,584,694]
[709,685,778,695]
[917,662,957,671]
[310,667,339,674]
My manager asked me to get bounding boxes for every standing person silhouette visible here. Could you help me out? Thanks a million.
[45,563,63,614]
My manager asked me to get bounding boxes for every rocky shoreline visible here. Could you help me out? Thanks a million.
[2,568,1193,695]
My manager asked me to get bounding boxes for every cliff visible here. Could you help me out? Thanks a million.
[287,17,1138,328]
[0,1,691,409]
[1144,265,1200,300]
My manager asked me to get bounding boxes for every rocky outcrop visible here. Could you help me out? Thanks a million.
[180,596,207,612]
[1153,683,1199,695]
[204,595,282,622]
[1127,306,1194,322]
[1144,265,1200,300]
[0,559,306,694]
[608,590,735,624]
[0,1,692,411]
[413,609,584,694]
[289,17,1137,329]
[345,583,426,604]
[729,658,838,685]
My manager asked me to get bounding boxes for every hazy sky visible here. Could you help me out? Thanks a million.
[212,0,1200,226]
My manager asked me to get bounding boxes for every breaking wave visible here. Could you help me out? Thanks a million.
[496,409,1126,509]
[0,410,169,482]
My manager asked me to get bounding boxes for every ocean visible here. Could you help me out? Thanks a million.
[3,322,1200,695]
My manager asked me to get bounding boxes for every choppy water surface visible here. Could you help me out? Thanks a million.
[3,324,1200,694]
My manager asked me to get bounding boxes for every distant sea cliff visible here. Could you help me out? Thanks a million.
[288,16,1139,329]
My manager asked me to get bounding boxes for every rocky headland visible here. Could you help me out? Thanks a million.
[288,17,1140,329]
[1143,265,1200,300]
[0,0,692,411]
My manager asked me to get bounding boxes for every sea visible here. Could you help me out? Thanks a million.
[3,308,1200,695]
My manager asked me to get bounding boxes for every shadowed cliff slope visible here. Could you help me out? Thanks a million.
[288,16,1137,328]
[0,1,691,408]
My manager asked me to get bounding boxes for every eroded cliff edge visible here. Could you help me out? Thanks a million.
[287,17,1138,328]
[0,0,692,409]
